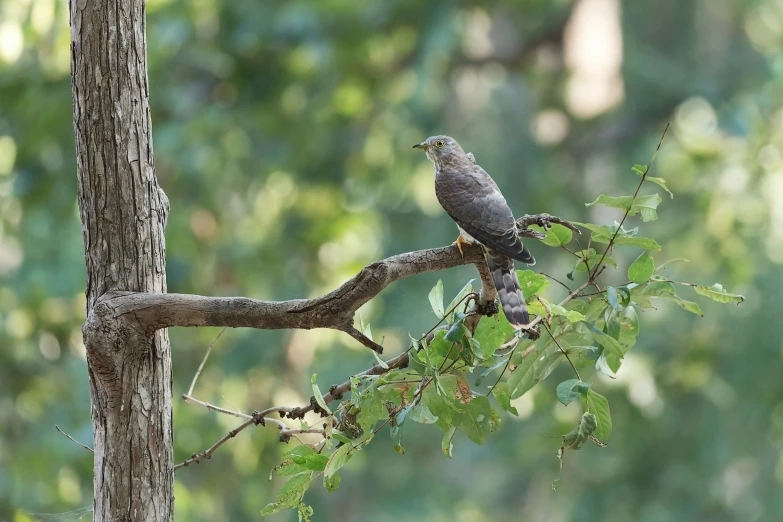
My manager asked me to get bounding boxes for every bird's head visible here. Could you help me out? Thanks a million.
[412,135,467,167]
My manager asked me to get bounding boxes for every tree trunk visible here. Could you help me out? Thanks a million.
[70,1,173,520]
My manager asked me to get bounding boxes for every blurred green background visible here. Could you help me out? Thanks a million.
[1,0,781,520]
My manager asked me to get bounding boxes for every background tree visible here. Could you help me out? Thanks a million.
[0,0,780,521]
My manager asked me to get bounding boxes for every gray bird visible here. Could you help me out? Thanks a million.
[413,135,535,328]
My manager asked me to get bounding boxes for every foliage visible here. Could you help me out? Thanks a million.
[2,0,781,520]
[260,142,743,517]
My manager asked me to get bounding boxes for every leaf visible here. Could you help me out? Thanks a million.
[492,382,518,415]
[631,194,662,222]
[270,445,317,478]
[290,453,329,472]
[453,396,493,445]
[408,401,438,424]
[556,379,592,406]
[323,472,340,493]
[562,412,598,450]
[371,348,389,369]
[516,270,550,300]
[442,426,456,457]
[324,443,352,479]
[580,390,612,441]
[613,235,661,250]
[584,323,624,359]
[632,164,647,175]
[390,425,405,454]
[584,194,662,222]
[541,223,573,247]
[585,194,633,211]
[628,251,655,284]
[260,471,313,516]
[606,286,621,311]
[446,279,474,322]
[508,343,562,399]
[631,165,673,198]
[694,283,745,304]
[473,314,514,359]
[310,374,331,415]
[423,375,457,424]
[428,280,445,318]
[646,177,673,199]
[444,312,467,342]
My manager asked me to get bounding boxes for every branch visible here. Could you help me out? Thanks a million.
[93,245,485,347]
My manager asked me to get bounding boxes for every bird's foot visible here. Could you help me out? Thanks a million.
[453,235,472,257]
[519,324,541,340]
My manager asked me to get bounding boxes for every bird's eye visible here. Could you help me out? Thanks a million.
[435,140,445,148]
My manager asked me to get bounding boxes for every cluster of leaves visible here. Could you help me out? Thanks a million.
[260,157,744,518]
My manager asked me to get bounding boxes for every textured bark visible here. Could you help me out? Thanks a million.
[70,1,173,520]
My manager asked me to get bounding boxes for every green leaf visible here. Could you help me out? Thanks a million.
[270,445,317,478]
[323,472,340,493]
[290,453,329,472]
[540,223,573,247]
[613,235,661,250]
[528,298,585,323]
[442,426,456,457]
[324,443,352,479]
[473,314,514,359]
[423,375,457,424]
[516,270,550,300]
[444,313,467,342]
[628,251,655,284]
[371,348,389,369]
[562,412,599,450]
[606,286,621,311]
[585,194,632,211]
[407,401,438,424]
[572,221,661,251]
[453,396,493,445]
[390,425,405,454]
[632,164,647,175]
[446,279,474,322]
[491,382,518,415]
[556,379,592,406]
[580,390,612,441]
[646,177,673,199]
[694,283,745,304]
[260,471,313,516]
[428,280,445,318]
[310,374,331,415]
[508,342,562,399]
[584,323,624,359]
[584,194,662,222]
[356,389,389,432]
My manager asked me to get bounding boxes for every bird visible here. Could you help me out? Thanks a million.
[413,135,535,329]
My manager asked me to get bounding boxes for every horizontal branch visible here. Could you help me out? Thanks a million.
[87,213,576,354]
[93,245,485,333]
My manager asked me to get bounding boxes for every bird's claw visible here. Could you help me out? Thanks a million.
[453,235,472,257]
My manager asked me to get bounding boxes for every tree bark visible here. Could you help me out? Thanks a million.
[70,1,173,520]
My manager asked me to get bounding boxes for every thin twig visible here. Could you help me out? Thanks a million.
[589,123,669,281]
[541,322,580,381]
[55,425,93,453]
[541,272,572,293]
[187,327,226,396]
[182,395,252,419]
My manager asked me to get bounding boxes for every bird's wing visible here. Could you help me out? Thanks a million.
[435,163,534,264]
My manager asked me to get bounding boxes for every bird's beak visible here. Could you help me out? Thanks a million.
[412,142,427,149]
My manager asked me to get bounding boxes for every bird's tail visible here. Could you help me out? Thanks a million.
[484,248,529,328]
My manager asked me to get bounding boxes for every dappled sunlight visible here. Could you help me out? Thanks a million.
[564,0,624,118]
